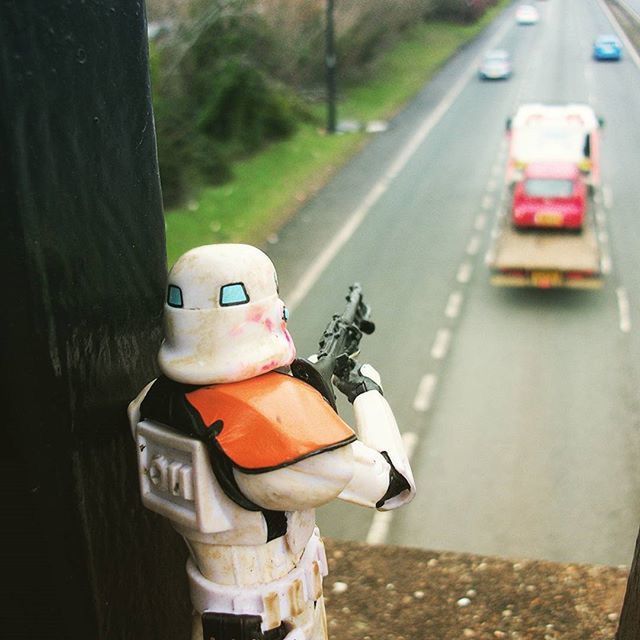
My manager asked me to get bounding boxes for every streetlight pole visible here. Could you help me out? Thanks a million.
[325,0,337,134]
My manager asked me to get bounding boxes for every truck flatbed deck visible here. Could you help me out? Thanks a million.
[488,211,603,289]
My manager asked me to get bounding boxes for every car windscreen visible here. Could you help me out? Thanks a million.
[524,178,574,198]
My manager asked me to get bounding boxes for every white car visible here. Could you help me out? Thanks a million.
[516,4,539,25]
[479,50,512,80]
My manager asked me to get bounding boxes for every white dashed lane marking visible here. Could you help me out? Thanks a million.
[466,235,481,256]
[617,287,631,334]
[481,195,494,211]
[457,262,473,284]
[413,374,438,412]
[445,291,464,319]
[430,328,452,360]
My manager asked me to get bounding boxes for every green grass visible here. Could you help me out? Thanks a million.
[340,16,502,121]
[165,126,365,266]
[164,2,509,266]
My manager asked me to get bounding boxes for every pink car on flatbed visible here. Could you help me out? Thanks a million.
[512,161,587,230]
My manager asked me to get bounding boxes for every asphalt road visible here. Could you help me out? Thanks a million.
[268,0,640,566]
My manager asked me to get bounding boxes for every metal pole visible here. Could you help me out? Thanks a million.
[325,0,337,134]
[0,1,189,637]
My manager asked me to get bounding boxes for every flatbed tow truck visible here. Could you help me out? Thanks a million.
[487,103,605,290]
[487,206,603,289]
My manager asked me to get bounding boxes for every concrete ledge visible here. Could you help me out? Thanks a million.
[323,540,628,639]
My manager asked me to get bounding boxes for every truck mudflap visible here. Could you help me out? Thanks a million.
[491,269,602,289]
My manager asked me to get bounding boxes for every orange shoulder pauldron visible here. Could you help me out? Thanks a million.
[185,372,356,473]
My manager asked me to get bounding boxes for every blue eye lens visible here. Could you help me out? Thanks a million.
[220,283,250,306]
[167,285,183,308]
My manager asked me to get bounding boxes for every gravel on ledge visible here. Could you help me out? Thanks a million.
[323,539,628,640]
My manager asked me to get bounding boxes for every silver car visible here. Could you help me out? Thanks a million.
[479,50,512,80]
[516,4,539,25]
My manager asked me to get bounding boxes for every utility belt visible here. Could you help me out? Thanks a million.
[201,612,289,640]
[189,529,327,639]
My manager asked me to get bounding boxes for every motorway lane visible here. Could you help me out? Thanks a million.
[282,11,525,542]
[392,0,640,565]
[269,0,640,564]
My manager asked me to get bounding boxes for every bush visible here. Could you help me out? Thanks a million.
[430,0,498,23]
[150,0,302,206]
[196,57,296,151]
[149,0,496,207]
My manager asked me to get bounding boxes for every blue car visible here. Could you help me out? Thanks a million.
[593,35,622,61]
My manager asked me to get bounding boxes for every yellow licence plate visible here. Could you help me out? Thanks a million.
[531,271,563,288]
[535,211,563,226]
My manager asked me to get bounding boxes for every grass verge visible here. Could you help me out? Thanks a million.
[164,1,510,266]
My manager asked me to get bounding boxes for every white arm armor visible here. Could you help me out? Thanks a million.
[237,366,416,513]
[233,446,355,512]
[338,365,416,510]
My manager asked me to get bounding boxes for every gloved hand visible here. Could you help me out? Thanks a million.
[335,363,383,403]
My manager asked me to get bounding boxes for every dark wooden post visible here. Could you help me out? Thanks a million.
[0,1,190,638]
[617,527,640,639]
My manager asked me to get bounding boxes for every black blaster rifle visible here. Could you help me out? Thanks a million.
[291,283,375,411]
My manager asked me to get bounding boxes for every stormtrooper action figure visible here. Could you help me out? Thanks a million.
[129,244,415,640]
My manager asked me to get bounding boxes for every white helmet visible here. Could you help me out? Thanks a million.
[158,244,296,385]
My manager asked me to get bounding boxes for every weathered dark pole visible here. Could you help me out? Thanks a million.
[325,0,337,134]
[616,526,640,639]
[1,1,190,638]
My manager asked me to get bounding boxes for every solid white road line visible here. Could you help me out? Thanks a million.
[285,15,515,311]
[413,374,438,412]
[445,290,464,318]
[430,328,452,360]
[617,0,640,22]
[286,181,388,311]
[617,287,632,333]
[457,262,473,284]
